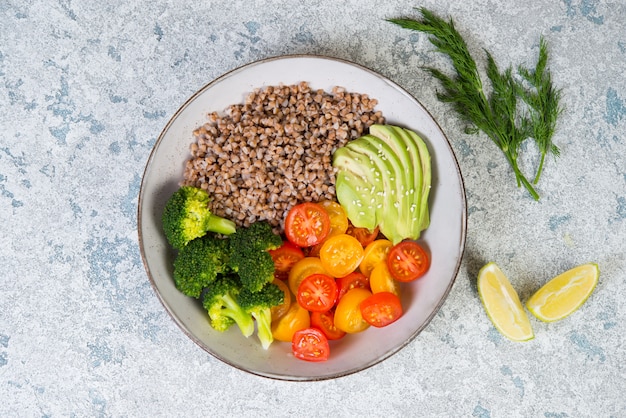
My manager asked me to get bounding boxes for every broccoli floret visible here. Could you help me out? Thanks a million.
[172,234,230,298]
[238,282,285,349]
[202,275,254,337]
[227,222,282,292]
[162,186,236,249]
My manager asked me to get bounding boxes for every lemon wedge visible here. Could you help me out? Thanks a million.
[477,262,534,342]
[526,263,599,322]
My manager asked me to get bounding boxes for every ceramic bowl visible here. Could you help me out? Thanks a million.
[138,55,467,381]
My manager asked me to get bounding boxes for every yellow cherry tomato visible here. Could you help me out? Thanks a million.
[271,301,311,342]
[334,288,372,333]
[270,279,292,322]
[369,261,401,297]
[319,200,349,238]
[319,234,364,278]
[288,257,328,295]
[359,239,393,278]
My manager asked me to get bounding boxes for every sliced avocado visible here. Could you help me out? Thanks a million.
[388,125,424,237]
[346,135,406,244]
[370,124,422,238]
[404,128,431,231]
[335,170,377,230]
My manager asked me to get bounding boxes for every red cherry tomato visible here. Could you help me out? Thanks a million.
[387,241,430,282]
[269,241,305,280]
[359,292,403,328]
[285,202,331,247]
[292,328,330,362]
[296,273,338,312]
[310,309,346,340]
[336,271,370,300]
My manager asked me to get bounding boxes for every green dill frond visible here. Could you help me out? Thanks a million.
[388,8,562,200]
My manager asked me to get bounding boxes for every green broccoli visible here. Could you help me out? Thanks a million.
[227,221,282,292]
[172,234,230,298]
[162,186,236,249]
[238,282,285,349]
[202,275,254,337]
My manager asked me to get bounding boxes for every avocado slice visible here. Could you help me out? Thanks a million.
[335,170,377,230]
[404,128,431,231]
[346,135,406,244]
[369,124,422,238]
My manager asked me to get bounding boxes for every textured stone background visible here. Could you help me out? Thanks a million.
[1,0,625,416]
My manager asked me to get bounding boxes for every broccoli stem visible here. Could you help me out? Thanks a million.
[220,293,254,337]
[251,308,274,350]
[206,215,237,236]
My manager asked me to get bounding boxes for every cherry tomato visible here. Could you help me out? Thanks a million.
[297,273,338,312]
[346,224,380,248]
[319,234,364,278]
[369,261,401,296]
[285,202,331,247]
[336,271,370,300]
[310,309,346,340]
[271,301,311,342]
[269,241,305,281]
[292,328,330,362]
[319,200,349,237]
[360,292,403,328]
[334,288,372,333]
[359,239,393,278]
[387,241,430,282]
[288,257,328,295]
[270,279,292,322]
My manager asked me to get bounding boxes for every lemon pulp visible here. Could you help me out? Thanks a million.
[477,262,534,342]
[526,263,599,322]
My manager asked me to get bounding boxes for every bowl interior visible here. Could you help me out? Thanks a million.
[138,55,467,381]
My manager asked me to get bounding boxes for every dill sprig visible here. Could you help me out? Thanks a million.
[388,8,561,200]
[516,37,563,184]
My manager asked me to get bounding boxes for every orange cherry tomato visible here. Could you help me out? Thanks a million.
[334,288,372,333]
[297,273,338,312]
[270,279,292,322]
[318,200,349,238]
[336,271,370,300]
[285,202,331,247]
[319,234,364,278]
[288,257,328,295]
[387,241,430,282]
[346,224,380,248]
[369,261,401,297]
[360,292,403,328]
[292,328,330,362]
[271,301,311,342]
[269,241,305,281]
[310,309,346,340]
[359,239,393,278]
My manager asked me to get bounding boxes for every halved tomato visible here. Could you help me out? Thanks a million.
[369,261,401,296]
[292,328,330,362]
[288,257,328,295]
[336,271,370,300]
[269,241,305,281]
[346,224,380,248]
[297,273,338,312]
[360,292,403,328]
[359,239,393,278]
[318,200,349,237]
[387,241,430,282]
[334,288,372,333]
[285,202,331,247]
[319,234,364,278]
[271,301,311,342]
[310,309,346,340]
